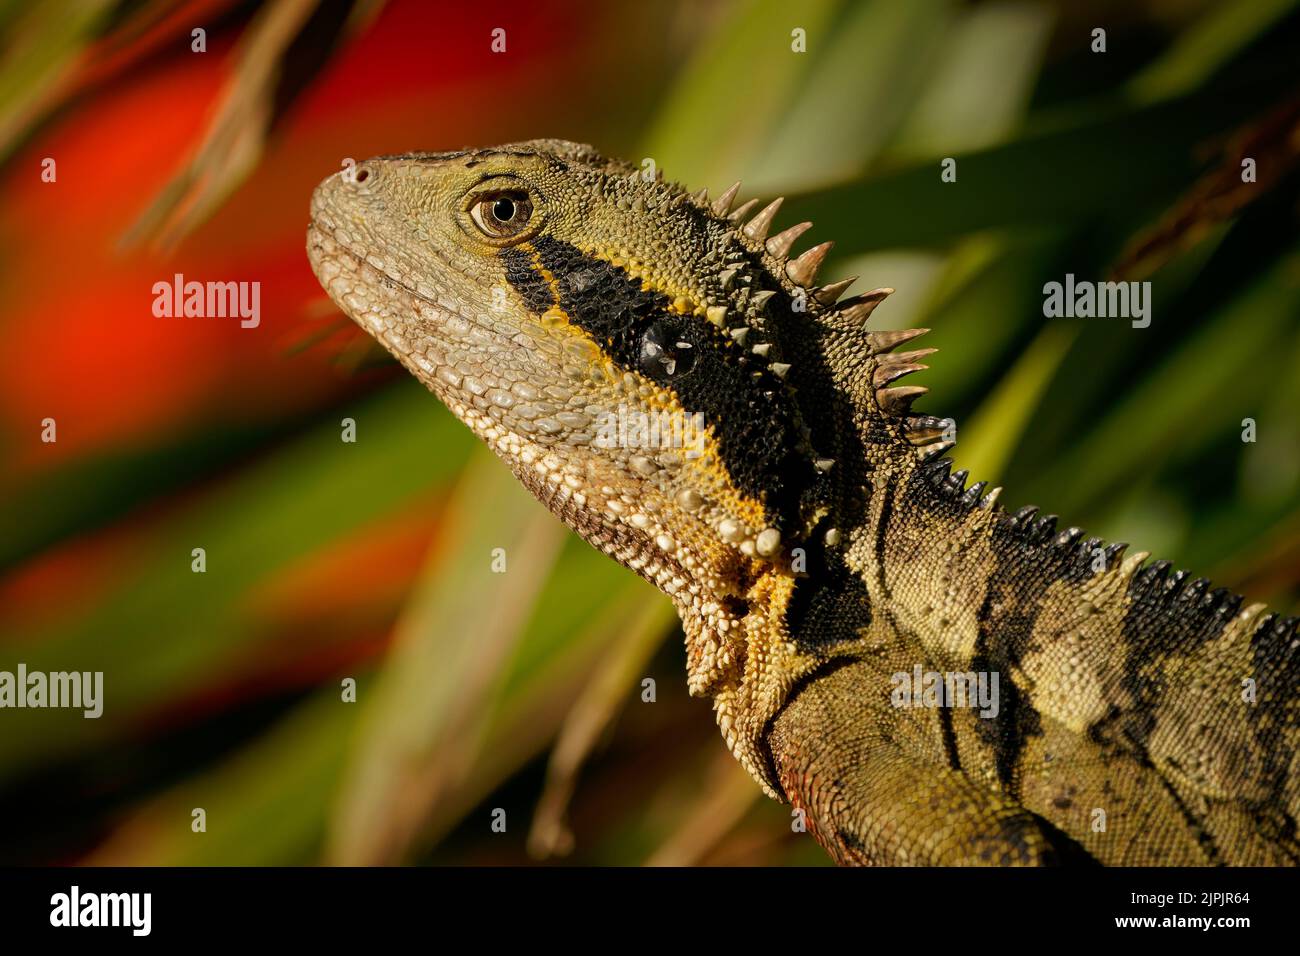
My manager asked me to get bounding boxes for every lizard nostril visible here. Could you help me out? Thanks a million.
[354,166,370,183]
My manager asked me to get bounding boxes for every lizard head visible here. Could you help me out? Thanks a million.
[307,139,940,696]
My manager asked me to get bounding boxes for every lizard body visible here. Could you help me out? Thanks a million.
[307,140,1299,865]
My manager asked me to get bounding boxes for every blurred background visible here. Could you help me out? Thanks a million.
[0,0,1298,866]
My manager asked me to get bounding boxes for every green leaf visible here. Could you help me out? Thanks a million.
[782,78,1290,255]
[1126,0,1300,105]
[0,381,474,779]
[640,0,842,188]
[889,1,1053,160]
[955,321,1077,485]
[1027,245,1300,514]
[750,0,953,191]
[326,449,569,865]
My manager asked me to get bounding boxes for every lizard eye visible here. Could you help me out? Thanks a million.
[638,321,696,380]
[469,191,534,240]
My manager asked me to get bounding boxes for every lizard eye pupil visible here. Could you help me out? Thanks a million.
[639,322,696,380]
[469,190,534,241]
[492,197,515,222]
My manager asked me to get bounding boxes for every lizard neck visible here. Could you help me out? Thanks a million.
[861,456,1008,667]
[682,450,909,798]
[676,555,826,799]
[700,446,1011,800]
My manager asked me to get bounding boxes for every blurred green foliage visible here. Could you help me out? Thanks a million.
[2,0,1299,866]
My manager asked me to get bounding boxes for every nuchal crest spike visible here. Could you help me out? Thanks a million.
[766,221,812,258]
[743,197,784,242]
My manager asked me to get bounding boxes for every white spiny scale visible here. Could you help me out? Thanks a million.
[815,276,856,305]
[838,288,895,327]
[766,221,812,258]
[871,360,929,388]
[712,181,742,217]
[877,384,928,415]
[888,347,938,364]
[743,197,784,242]
[786,241,833,287]
[729,326,750,344]
[728,198,760,223]
[750,290,776,310]
[866,328,929,354]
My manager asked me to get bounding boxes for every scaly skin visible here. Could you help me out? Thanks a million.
[307,141,1299,865]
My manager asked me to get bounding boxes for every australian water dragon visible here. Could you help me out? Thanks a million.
[307,140,1298,866]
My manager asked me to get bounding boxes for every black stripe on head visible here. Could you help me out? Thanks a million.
[500,235,814,532]
[501,246,555,314]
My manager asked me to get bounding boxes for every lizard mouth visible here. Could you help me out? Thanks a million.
[306,218,545,421]
[306,219,463,347]
[306,217,506,346]
[306,219,434,312]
